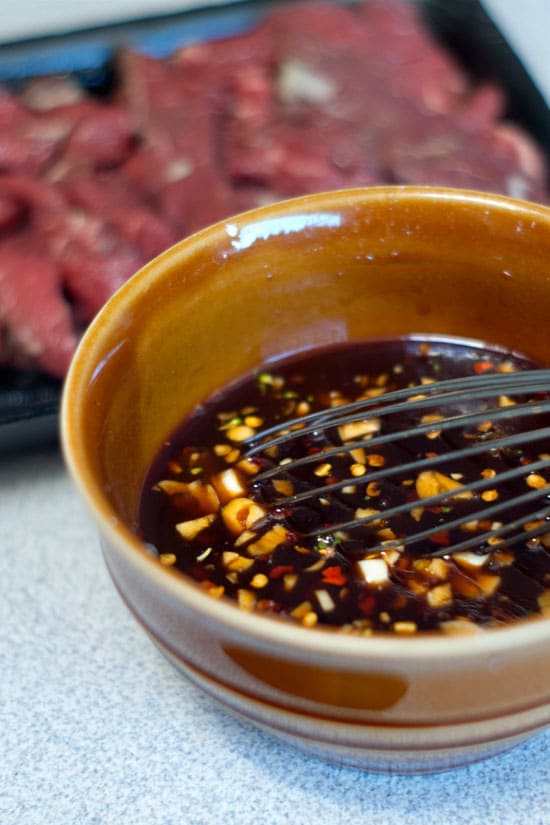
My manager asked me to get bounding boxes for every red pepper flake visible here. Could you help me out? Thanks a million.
[322,565,347,586]
[256,599,281,613]
[269,564,294,579]
[474,360,494,374]
[430,529,450,546]
[358,594,376,615]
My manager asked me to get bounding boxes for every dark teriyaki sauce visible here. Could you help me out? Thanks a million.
[137,337,550,635]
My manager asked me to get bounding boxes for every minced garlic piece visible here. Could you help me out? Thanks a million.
[393,621,417,634]
[247,524,288,557]
[427,583,452,608]
[175,514,216,540]
[159,553,177,566]
[357,558,389,585]
[237,589,256,611]
[221,497,266,536]
[226,424,255,442]
[416,470,473,500]
[526,473,547,489]
[338,418,380,442]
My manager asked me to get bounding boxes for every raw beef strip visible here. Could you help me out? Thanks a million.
[0,174,146,322]
[454,83,507,132]
[223,3,401,193]
[226,105,380,195]
[173,19,276,79]
[61,246,143,322]
[265,2,384,127]
[0,174,76,253]
[264,1,495,146]
[0,89,62,174]
[243,1,547,201]
[118,50,232,234]
[0,92,133,182]
[222,12,383,196]
[57,104,136,172]
[0,189,24,234]
[0,90,132,177]
[267,1,372,54]
[60,171,179,260]
[382,102,548,201]
[355,0,468,114]
[0,236,77,377]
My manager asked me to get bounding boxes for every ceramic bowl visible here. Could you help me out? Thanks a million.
[61,187,550,773]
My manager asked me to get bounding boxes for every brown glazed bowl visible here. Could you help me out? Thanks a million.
[61,187,550,773]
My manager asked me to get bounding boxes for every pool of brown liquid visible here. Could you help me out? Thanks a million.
[138,337,550,635]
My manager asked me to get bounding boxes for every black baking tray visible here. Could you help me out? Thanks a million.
[0,0,549,452]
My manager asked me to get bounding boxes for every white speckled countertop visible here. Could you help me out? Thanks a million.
[2,445,549,824]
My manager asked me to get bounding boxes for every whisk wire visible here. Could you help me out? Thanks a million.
[257,429,550,507]
[250,404,550,485]
[353,504,550,559]
[303,457,550,537]
[245,369,550,454]
[245,369,550,557]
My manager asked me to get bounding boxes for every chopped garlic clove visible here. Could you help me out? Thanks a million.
[212,468,245,502]
[426,583,452,608]
[453,551,490,570]
[247,523,289,557]
[221,497,266,536]
[416,470,473,500]
[175,513,215,540]
[357,558,389,585]
[157,479,219,514]
[315,589,336,612]
[338,418,380,442]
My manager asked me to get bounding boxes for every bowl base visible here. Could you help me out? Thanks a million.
[157,640,543,775]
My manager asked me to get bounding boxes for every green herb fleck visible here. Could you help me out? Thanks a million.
[219,416,243,431]
[257,372,274,387]
[314,537,331,552]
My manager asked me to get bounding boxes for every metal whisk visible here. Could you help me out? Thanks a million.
[242,369,550,558]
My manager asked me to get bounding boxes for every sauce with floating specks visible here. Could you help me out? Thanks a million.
[138,337,550,634]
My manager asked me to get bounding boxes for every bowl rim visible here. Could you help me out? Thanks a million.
[61,184,550,663]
